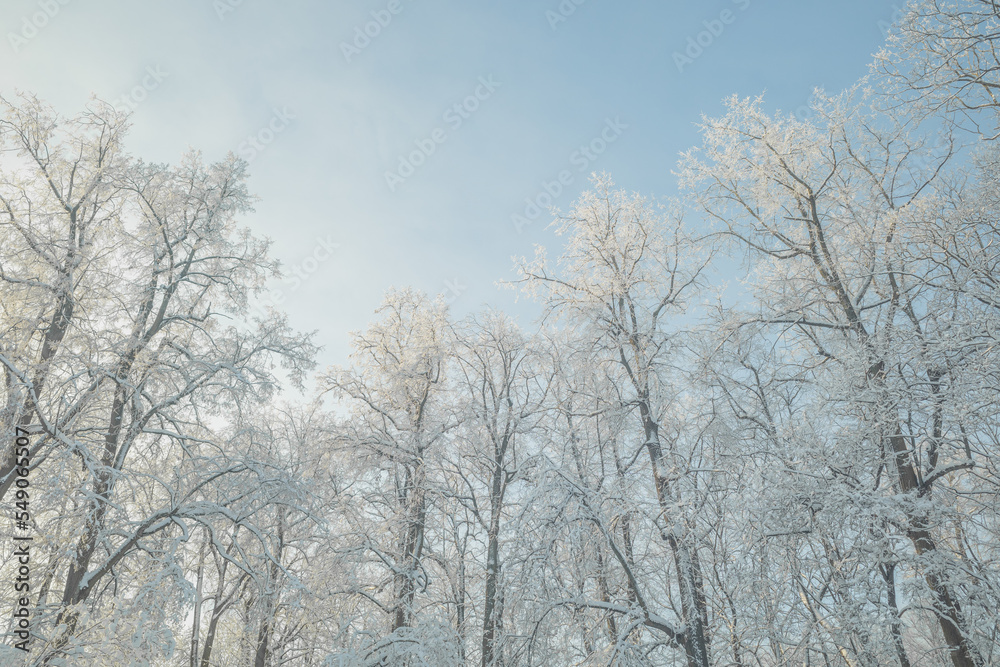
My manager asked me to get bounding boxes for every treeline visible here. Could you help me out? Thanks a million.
[2,1,1000,665]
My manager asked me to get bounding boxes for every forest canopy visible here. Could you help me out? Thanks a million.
[2,1,1000,666]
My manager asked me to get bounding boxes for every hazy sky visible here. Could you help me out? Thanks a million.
[0,0,898,369]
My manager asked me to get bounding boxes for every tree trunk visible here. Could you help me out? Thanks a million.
[0,285,75,501]
[191,541,206,667]
[482,451,506,667]
[883,427,980,667]
[803,214,981,667]
[639,402,710,667]
[595,548,619,645]
[881,563,912,667]
[253,511,285,667]
[201,559,249,667]
[455,525,467,665]
[393,461,427,631]
[59,376,132,612]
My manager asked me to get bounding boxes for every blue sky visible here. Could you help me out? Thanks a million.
[0,0,899,369]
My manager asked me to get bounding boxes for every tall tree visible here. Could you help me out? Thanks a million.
[323,289,461,664]
[450,311,550,666]
[0,97,316,663]
[0,95,128,501]
[679,91,993,666]
[514,176,713,667]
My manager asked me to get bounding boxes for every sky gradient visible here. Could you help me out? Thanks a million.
[0,0,900,369]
